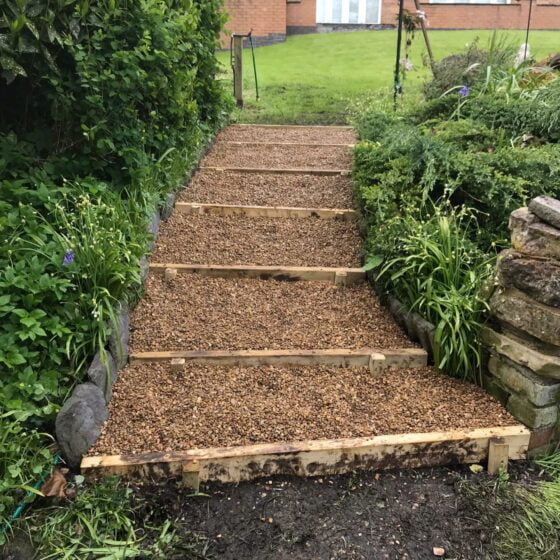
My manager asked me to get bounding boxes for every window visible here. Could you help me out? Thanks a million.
[316,0,381,25]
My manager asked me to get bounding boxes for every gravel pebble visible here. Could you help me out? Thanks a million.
[91,363,517,455]
[180,171,353,208]
[130,275,416,352]
[202,144,352,170]
[152,214,362,267]
[218,126,356,145]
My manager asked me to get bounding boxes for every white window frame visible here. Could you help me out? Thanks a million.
[316,0,381,25]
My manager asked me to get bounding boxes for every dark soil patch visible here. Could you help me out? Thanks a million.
[129,463,547,560]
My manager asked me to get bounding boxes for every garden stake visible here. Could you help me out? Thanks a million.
[393,0,406,110]
[413,0,435,76]
[524,0,534,61]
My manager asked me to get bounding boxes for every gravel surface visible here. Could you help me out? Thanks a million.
[130,275,416,352]
[91,363,516,455]
[202,144,352,170]
[218,125,356,145]
[179,170,354,208]
[152,214,361,267]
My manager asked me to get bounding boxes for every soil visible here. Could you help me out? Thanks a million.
[217,125,356,145]
[152,214,362,267]
[92,362,515,455]
[130,275,417,352]
[202,144,352,170]
[129,462,548,560]
[179,170,354,208]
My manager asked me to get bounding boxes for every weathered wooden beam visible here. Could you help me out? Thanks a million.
[198,166,350,177]
[228,124,354,130]
[218,141,356,148]
[128,348,428,368]
[175,202,356,220]
[148,264,365,285]
[81,426,530,483]
[488,437,510,474]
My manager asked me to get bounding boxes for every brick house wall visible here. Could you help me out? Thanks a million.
[287,0,317,34]
[222,0,287,47]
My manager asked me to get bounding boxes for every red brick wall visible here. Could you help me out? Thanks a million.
[381,0,560,30]
[287,0,317,30]
[222,0,287,46]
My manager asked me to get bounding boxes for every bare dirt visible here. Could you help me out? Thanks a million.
[217,125,356,145]
[129,463,548,560]
[152,214,362,267]
[130,275,416,352]
[92,362,515,455]
[179,170,354,208]
[202,144,352,170]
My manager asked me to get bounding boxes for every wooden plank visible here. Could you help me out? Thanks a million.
[128,347,427,368]
[219,141,356,148]
[81,425,530,483]
[488,438,509,474]
[175,202,356,220]
[148,263,365,284]
[199,166,350,177]
[228,124,354,130]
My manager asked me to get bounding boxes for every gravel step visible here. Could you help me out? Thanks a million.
[152,213,362,268]
[90,361,516,456]
[218,125,356,145]
[180,170,353,208]
[130,275,417,353]
[202,143,352,170]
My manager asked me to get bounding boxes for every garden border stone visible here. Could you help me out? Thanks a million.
[529,195,560,230]
[87,350,118,403]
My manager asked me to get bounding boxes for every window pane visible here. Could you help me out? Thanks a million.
[332,0,343,23]
[349,0,359,23]
[365,0,379,23]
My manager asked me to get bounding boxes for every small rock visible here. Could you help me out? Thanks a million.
[529,196,560,230]
[87,350,117,402]
[433,547,445,557]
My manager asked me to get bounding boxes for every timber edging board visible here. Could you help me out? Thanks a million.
[199,166,350,176]
[228,124,354,130]
[175,202,356,219]
[81,426,531,484]
[128,348,428,368]
[149,263,365,284]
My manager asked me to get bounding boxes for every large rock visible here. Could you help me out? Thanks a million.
[498,249,560,308]
[488,355,560,407]
[506,394,558,429]
[55,383,108,468]
[490,287,560,348]
[529,196,560,230]
[160,192,177,221]
[481,327,560,380]
[510,208,560,259]
[87,350,117,402]
[108,302,130,369]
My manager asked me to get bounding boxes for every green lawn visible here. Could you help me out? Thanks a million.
[218,30,559,124]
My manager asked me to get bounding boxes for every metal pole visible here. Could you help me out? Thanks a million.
[233,35,244,108]
[249,32,259,101]
[524,0,534,62]
[393,0,405,110]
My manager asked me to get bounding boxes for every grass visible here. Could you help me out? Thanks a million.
[218,29,560,124]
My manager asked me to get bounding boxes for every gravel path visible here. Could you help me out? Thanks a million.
[152,214,362,267]
[179,171,353,208]
[130,275,415,352]
[91,363,515,455]
[202,144,352,170]
[218,125,355,145]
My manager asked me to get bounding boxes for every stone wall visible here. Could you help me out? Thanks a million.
[483,196,560,453]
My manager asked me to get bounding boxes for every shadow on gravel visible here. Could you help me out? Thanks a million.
[129,462,546,560]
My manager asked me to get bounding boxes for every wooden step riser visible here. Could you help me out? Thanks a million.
[199,166,350,176]
[228,124,354,130]
[175,202,356,220]
[150,264,365,285]
[129,348,428,369]
[218,141,356,148]
[81,426,531,485]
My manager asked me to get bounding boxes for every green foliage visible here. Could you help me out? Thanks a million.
[0,410,54,544]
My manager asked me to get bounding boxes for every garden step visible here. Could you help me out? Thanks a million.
[219,140,356,148]
[151,213,361,268]
[149,263,366,285]
[175,202,356,220]
[199,166,350,176]
[180,169,353,208]
[202,143,352,170]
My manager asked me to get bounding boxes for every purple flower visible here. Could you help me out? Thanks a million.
[62,249,75,266]
[458,85,470,97]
